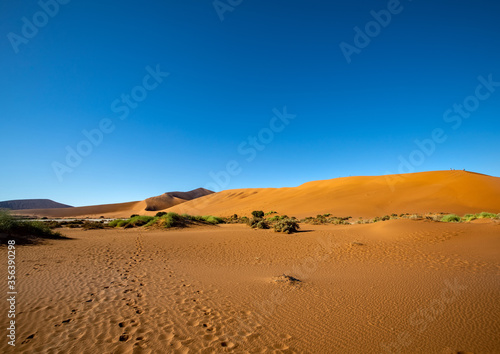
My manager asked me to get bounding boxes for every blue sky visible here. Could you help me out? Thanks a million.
[1,0,499,206]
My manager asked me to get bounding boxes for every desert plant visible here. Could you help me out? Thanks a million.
[441,214,461,223]
[251,210,264,218]
[476,212,498,219]
[0,210,66,243]
[202,215,224,224]
[82,222,105,230]
[155,211,167,217]
[462,214,477,222]
[273,219,300,234]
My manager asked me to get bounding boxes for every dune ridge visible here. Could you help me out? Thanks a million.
[167,170,500,218]
[11,170,500,219]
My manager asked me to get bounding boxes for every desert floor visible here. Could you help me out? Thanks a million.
[1,220,499,353]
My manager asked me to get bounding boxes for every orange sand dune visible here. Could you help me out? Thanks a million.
[13,170,500,219]
[13,200,148,218]
[167,170,500,218]
[13,188,213,218]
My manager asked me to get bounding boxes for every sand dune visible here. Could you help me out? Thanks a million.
[1,220,498,353]
[167,170,500,218]
[144,188,214,211]
[11,170,500,220]
[12,188,213,219]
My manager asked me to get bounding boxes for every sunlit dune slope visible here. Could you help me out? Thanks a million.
[166,170,500,218]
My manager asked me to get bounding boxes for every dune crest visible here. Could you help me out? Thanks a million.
[167,170,500,218]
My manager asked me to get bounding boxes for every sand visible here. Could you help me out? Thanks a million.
[12,170,500,219]
[1,219,499,353]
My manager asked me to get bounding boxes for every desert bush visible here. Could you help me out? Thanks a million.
[82,222,105,230]
[108,219,123,227]
[462,214,476,222]
[274,219,300,234]
[155,211,167,217]
[0,210,66,242]
[265,211,277,216]
[202,215,224,224]
[476,212,498,219]
[441,214,461,223]
[251,210,264,218]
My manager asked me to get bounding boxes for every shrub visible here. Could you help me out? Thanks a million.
[251,210,264,218]
[0,210,66,243]
[476,212,498,219]
[108,219,124,227]
[156,212,185,228]
[127,215,154,227]
[82,222,105,230]
[274,219,300,234]
[130,214,139,218]
[441,214,461,223]
[155,211,167,217]
[463,214,476,222]
[265,211,277,216]
[202,215,224,224]
[247,217,269,229]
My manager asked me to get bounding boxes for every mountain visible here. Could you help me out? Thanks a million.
[0,199,73,210]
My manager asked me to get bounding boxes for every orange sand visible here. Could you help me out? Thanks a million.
[12,171,500,219]
[1,220,499,353]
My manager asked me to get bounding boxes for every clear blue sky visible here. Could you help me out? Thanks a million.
[1,0,499,206]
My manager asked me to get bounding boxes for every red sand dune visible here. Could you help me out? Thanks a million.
[168,170,500,218]
[12,170,500,218]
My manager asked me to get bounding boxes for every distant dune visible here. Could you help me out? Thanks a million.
[167,170,500,218]
[12,188,213,218]
[0,199,73,210]
[144,188,214,211]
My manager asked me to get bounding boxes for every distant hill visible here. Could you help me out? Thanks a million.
[11,188,214,218]
[0,199,73,210]
[144,188,214,211]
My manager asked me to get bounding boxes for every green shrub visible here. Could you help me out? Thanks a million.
[274,219,300,234]
[248,217,269,229]
[441,214,461,223]
[462,214,476,222]
[127,215,154,227]
[155,211,167,217]
[264,211,277,216]
[108,219,124,227]
[130,214,139,218]
[202,215,224,224]
[251,210,264,218]
[82,222,105,230]
[476,212,498,219]
[0,211,66,243]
